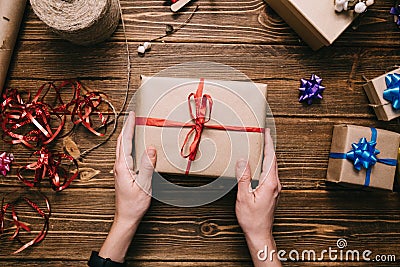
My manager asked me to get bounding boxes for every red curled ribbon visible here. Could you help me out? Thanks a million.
[136,78,265,175]
[0,84,66,149]
[17,147,79,192]
[1,192,50,254]
[0,80,111,148]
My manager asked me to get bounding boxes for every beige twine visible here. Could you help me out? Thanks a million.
[30,0,120,45]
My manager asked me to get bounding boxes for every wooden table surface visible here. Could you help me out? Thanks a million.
[1,0,400,266]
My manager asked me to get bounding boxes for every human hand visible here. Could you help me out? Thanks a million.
[113,111,156,226]
[235,128,281,266]
[98,111,156,263]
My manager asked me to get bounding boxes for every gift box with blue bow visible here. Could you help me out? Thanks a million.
[363,68,400,121]
[327,125,400,191]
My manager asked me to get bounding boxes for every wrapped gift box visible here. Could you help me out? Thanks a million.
[134,76,268,180]
[363,68,400,121]
[264,0,357,50]
[327,125,400,191]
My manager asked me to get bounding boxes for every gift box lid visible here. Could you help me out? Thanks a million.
[265,0,356,50]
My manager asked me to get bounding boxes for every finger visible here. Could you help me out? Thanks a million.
[118,111,135,170]
[136,146,157,194]
[115,133,122,161]
[120,111,136,160]
[235,159,252,200]
[260,128,277,185]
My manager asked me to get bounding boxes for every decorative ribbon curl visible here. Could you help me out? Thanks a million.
[17,147,78,192]
[383,73,400,110]
[330,128,397,186]
[0,80,113,149]
[1,192,50,254]
[0,85,66,149]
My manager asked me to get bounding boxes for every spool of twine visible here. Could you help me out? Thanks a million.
[30,0,120,46]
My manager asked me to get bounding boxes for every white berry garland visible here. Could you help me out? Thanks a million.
[335,0,374,13]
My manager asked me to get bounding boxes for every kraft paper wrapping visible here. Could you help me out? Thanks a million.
[363,68,400,121]
[264,0,356,50]
[134,76,268,180]
[0,0,26,91]
[327,125,400,191]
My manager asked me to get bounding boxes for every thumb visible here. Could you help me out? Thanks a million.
[136,147,157,194]
[236,159,252,200]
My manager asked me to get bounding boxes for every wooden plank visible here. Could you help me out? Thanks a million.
[1,117,399,190]
[0,189,399,261]
[19,1,400,48]
[0,261,253,267]
[6,41,400,118]
[1,261,398,267]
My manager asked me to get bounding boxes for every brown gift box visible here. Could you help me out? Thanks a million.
[327,125,400,191]
[363,68,400,121]
[134,76,268,180]
[264,0,356,50]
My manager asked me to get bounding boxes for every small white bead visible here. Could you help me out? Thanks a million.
[143,42,151,50]
[137,45,146,54]
[343,1,349,11]
[365,0,374,6]
[335,4,344,12]
[354,2,367,13]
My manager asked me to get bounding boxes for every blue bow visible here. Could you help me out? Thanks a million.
[383,73,400,110]
[330,128,397,187]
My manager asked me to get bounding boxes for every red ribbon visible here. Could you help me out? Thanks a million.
[1,192,50,254]
[136,78,264,175]
[17,147,79,192]
[0,80,111,149]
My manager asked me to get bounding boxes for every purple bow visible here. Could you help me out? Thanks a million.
[299,74,325,105]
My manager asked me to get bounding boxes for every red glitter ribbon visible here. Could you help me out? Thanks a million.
[1,192,50,254]
[0,81,114,190]
[0,80,111,148]
[0,84,65,149]
[136,78,264,175]
[17,147,79,192]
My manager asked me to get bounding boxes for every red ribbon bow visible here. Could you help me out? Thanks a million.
[180,79,212,173]
[17,147,78,191]
[136,78,264,175]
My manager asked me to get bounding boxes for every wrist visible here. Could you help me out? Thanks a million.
[113,215,140,233]
[245,231,275,250]
[98,217,139,263]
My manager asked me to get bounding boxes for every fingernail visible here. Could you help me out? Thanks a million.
[147,147,156,158]
[129,111,134,117]
[266,128,270,135]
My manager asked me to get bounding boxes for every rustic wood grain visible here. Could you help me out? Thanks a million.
[1,0,400,266]
[1,262,398,267]
[0,189,399,264]
[5,41,400,118]
[18,0,400,48]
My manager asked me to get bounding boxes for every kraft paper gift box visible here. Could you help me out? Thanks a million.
[134,76,268,180]
[363,68,400,121]
[327,125,400,191]
[264,0,357,50]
